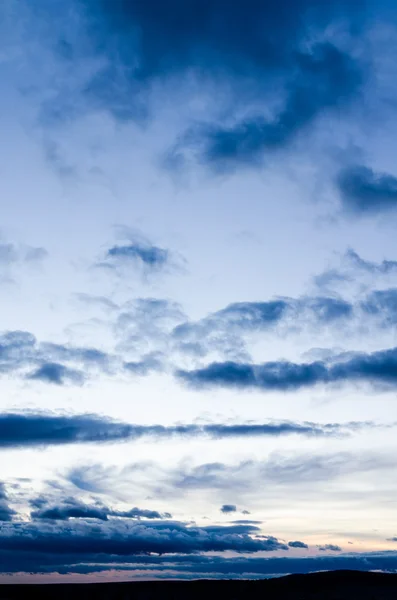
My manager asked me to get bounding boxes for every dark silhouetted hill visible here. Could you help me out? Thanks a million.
[1,570,397,599]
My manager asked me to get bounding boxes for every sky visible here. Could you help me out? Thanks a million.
[1,0,397,583]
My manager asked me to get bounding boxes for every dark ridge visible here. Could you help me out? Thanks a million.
[1,571,397,599]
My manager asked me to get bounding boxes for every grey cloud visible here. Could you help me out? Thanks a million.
[318,544,342,551]
[288,540,309,549]
[124,353,164,376]
[2,550,397,578]
[0,330,112,385]
[337,165,397,214]
[0,519,288,557]
[27,362,85,385]
[0,411,371,450]
[361,289,397,325]
[98,230,185,279]
[172,296,353,361]
[177,344,397,392]
[76,0,365,174]
[30,496,171,521]
[345,249,397,275]
[66,451,391,500]
[0,483,15,522]
[220,504,237,514]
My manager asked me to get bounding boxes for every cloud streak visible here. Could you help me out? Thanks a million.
[0,519,288,557]
[177,345,397,392]
[30,497,171,522]
[0,412,375,450]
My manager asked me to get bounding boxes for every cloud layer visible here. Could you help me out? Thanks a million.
[0,412,372,449]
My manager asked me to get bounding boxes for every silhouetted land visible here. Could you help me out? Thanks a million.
[1,571,397,599]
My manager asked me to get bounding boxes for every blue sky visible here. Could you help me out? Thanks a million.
[1,0,397,583]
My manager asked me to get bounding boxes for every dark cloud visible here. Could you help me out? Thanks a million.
[2,547,397,578]
[0,413,135,449]
[0,519,288,558]
[0,411,373,450]
[107,243,169,270]
[27,362,85,385]
[288,540,309,549]
[318,544,342,551]
[192,43,362,170]
[337,165,397,214]
[0,483,15,522]
[31,498,109,522]
[87,0,359,82]
[177,344,397,392]
[30,497,171,521]
[76,0,364,171]
[220,504,237,514]
[98,230,184,278]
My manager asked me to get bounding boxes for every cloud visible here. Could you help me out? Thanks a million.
[2,549,397,578]
[0,519,288,558]
[345,249,397,275]
[0,242,47,267]
[361,289,397,325]
[177,344,397,392]
[98,230,184,279]
[114,297,185,356]
[0,411,374,450]
[337,165,397,214]
[73,0,365,172]
[189,43,362,170]
[27,362,85,385]
[161,454,386,493]
[31,498,109,522]
[0,483,15,522]
[0,240,47,285]
[30,497,171,521]
[0,330,112,385]
[66,451,391,499]
[232,520,262,525]
[220,504,237,514]
[107,243,169,270]
[318,544,342,552]
[74,293,119,312]
[124,353,164,376]
[288,540,309,549]
[313,249,397,294]
[172,296,353,360]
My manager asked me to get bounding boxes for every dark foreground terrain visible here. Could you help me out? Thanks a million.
[1,570,397,599]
